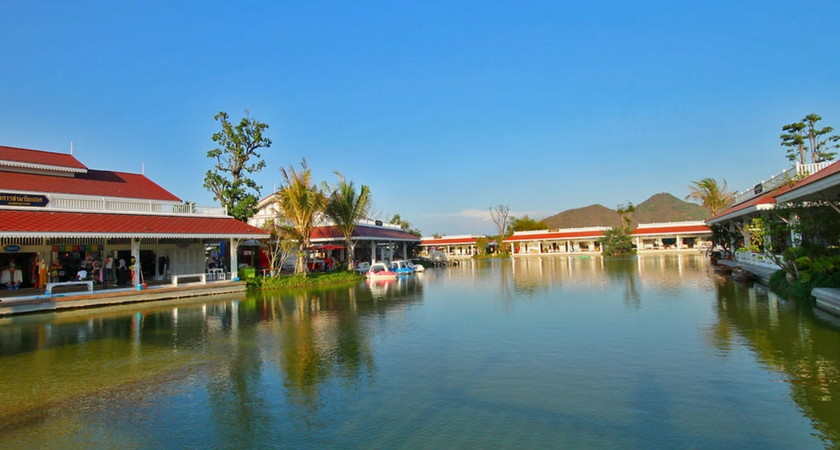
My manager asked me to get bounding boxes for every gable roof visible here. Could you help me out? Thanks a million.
[775,160,840,204]
[0,210,268,239]
[311,224,420,242]
[0,169,181,202]
[0,145,88,173]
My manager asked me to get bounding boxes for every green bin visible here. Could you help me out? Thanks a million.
[241,267,256,279]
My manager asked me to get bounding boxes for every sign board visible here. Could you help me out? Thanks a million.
[3,245,21,253]
[753,183,763,195]
[0,193,49,207]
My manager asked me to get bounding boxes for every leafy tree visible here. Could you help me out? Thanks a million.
[389,214,422,237]
[489,205,511,254]
[600,202,635,256]
[325,172,372,271]
[685,178,734,217]
[781,113,838,165]
[599,227,634,256]
[474,237,488,256]
[275,159,327,275]
[204,111,272,221]
[506,215,548,234]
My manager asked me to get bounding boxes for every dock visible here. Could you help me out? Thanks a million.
[0,281,246,317]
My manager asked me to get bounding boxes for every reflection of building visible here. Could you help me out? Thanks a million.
[0,145,269,287]
[503,223,711,255]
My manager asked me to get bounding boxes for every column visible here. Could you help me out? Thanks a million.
[676,235,682,250]
[131,238,140,286]
[230,238,239,280]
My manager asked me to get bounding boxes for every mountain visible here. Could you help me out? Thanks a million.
[635,193,709,223]
[542,204,622,229]
[541,193,709,229]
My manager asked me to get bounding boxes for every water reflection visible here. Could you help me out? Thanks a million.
[711,277,840,446]
[2,260,840,448]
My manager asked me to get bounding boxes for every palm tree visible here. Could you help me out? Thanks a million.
[324,172,372,271]
[275,159,327,275]
[685,178,734,217]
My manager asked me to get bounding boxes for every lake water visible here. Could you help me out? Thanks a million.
[1,254,839,449]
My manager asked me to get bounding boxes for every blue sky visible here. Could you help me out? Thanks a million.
[2,1,839,235]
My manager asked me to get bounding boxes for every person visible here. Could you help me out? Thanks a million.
[117,259,128,286]
[104,256,114,286]
[2,259,23,290]
[76,267,88,281]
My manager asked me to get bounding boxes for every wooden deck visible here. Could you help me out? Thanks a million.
[0,280,246,317]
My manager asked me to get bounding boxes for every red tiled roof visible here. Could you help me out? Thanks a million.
[311,225,420,241]
[784,160,840,194]
[632,225,711,235]
[707,186,789,222]
[420,237,479,246]
[0,145,87,170]
[0,169,181,201]
[0,210,268,238]
[505,230,606,242]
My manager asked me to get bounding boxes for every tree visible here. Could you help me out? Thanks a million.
[389,214,422,237]
[324,172,372,271]
[204,111,272,222]
[803,113,838,163]
[506,215,548,235]
[685,178,734,217]
[781,113,839,165]
[261,218,297,276]
[275,159,326,275]
[489,205,511,254]
[600,202,635,256]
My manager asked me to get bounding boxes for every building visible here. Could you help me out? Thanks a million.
[249,194,420,265]
[419,235,487,258]
[503,222,711,255]
[0,145,269,289]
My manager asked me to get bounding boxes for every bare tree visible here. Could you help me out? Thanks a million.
[489,205,511,254]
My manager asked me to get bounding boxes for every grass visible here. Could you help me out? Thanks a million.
[246,270,365,291]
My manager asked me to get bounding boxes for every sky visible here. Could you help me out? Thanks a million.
[2,1,839,236]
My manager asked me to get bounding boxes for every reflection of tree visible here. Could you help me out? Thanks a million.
[603,257,640,307]
[713,281,840,446]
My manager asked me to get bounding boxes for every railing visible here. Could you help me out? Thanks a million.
[734,250,783,270]
[43,195,228,217]
[731,162,833,206]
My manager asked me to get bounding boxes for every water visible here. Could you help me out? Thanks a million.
[1,255,839,449]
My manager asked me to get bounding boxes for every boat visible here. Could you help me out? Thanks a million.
[366,262,398,280]
[388,260,415,275]
[407,260,425,273]
[732,267,755,282]
[355,261,371,273]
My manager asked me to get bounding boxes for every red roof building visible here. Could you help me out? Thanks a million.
[1,145,268,289]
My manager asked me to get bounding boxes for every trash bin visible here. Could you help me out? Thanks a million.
[241,267,256,279]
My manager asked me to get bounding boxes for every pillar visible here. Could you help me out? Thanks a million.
[131,238,140,286]
[230,238,239,280]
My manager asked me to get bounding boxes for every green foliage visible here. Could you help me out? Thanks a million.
[780,113,838,164]
[325,172,372,271]
[389,213,422,237]
[275,159,327,275]
[770,264,840,302]
[204,111,271,221]
[599,227,634,256]
[474,237,488,256]
[685,178,734,217]
[247,271,365,291]
[506,215,548,234]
